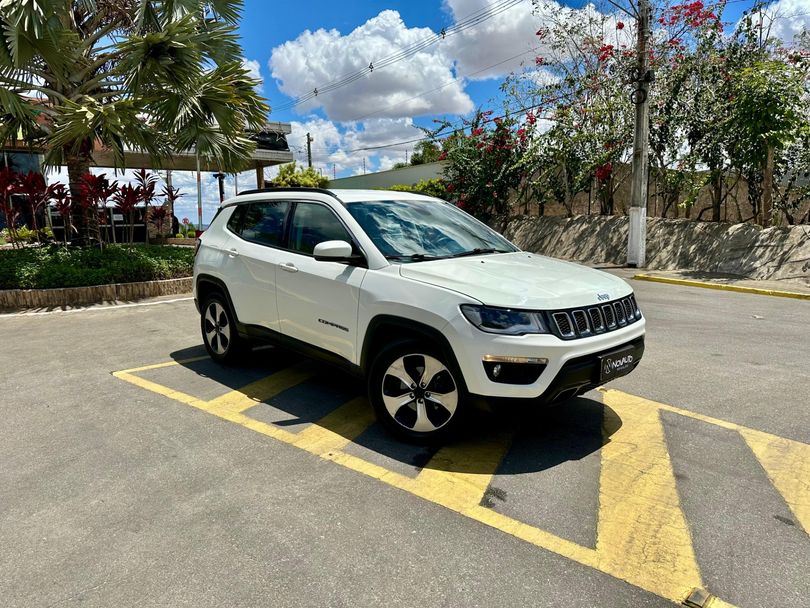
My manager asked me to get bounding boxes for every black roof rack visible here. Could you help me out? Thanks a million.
[236,187,338,198]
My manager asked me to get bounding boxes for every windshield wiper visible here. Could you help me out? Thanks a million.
[385,253,445,262]
[448,248,511,258]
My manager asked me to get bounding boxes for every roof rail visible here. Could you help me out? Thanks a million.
[236,187,338,198]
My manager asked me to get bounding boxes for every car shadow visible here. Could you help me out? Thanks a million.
[168,345,622,476]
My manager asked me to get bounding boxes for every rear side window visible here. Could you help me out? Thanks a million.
[226,206,245,234]
[240,201,290,246]
[288,202,352,255]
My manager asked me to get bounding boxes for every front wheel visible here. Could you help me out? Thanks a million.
[368,341,466,443]
[200,294,246,364]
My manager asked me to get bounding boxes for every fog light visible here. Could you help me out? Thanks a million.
[482,358,547,385]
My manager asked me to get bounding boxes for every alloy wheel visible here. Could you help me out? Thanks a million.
[381,353,458,433]
[204,301,231,356]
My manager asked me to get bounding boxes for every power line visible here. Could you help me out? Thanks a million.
[270,0,528,113]
[303,49,544,155]
[343,46,541,124]
[337,101,553,154]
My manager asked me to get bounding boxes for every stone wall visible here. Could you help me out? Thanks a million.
[502,215,810,284]
[0,277,193,312]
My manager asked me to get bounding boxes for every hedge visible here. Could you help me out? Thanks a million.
[0,245,194,290]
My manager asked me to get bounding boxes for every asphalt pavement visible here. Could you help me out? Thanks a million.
[1,274,808,608]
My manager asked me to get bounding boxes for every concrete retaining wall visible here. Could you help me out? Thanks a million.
[502,215,810,283]
[0,277,193,312]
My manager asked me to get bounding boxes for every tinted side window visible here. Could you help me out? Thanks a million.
[288,203,351,255]
[241,201,289,246]
[226,206,245,234]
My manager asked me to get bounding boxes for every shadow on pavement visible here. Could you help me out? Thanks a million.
[168,344,621,476]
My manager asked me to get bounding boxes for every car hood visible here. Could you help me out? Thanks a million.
[398,252,631,309]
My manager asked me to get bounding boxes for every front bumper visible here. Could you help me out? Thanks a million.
[445,312,646,399]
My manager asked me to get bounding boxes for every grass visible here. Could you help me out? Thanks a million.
[0,244,194,290]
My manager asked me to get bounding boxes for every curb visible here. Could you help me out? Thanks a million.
[633,274,810,301]
[0,276,193,312]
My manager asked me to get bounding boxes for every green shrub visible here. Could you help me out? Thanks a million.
[0,245,194,290]
[269,161,329,188]
[388,178,449,199]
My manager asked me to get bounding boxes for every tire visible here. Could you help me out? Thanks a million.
[200,293,247,364]
[368,340,466,443]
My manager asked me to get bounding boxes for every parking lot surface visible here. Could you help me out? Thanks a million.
[1,273,808,607]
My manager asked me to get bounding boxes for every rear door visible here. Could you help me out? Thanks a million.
[225,200,290,332]
[275,201,367,363]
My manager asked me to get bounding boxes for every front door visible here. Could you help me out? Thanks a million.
[275,201,366,364]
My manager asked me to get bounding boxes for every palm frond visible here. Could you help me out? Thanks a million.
[115,13,203,93]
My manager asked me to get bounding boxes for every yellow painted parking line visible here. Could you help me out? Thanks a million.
[205,364,315,417]
[112,370,210,409]
[293,397,374,454]
[741,429,810,534]
[633,274,810,300]
[601,388,810,538]
[115,362,763,607]
[411,430,514,512]
[599,393,703,601]
[115,355,210,375]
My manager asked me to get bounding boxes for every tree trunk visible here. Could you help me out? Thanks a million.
[761,145,774,227]
[65,141,93,244]
[711,171,722,222]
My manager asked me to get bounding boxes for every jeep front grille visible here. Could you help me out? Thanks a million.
[550,295,641,340]
[552,312,574,338]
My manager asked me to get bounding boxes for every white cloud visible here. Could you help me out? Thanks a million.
[441,0,554,80]
[750,0,810,45]
[270,10,474,121]
[242,57,264,92]
[285,116,419,177]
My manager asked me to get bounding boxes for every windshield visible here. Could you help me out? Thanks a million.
[345,199,518,261]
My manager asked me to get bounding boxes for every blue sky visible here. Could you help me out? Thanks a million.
[48,0,804,224]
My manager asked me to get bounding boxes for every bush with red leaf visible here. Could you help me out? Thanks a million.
[113,184,140,244]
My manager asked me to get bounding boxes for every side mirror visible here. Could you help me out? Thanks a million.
[313,240,362,264]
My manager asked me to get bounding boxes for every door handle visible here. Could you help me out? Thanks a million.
[227,248,239,258]
[279,262,298,273]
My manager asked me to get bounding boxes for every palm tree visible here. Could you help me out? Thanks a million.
[0,0,268,236]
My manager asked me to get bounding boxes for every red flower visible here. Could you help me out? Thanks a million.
[526,111,537,125]
[535,56,546,66]
[616,21,625,30]
[438,151,447,161]
[595,163,613,182]
[597,44,614,62]
[446,183,455,193]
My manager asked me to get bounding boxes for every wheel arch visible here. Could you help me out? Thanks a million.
[196,275,241,326]
[360,315,467,392]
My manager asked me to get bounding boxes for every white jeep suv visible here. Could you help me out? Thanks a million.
[193,188,645,441]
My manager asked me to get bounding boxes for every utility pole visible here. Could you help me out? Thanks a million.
[363,157,366,175]
[405,149,409,164]
[627,0,652,268]
[306,132,313,168]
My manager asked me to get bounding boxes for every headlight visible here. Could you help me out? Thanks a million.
[460,304,548,335]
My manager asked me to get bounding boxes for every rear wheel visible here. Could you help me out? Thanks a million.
[200,294,246,363]
[368,341,465,442]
